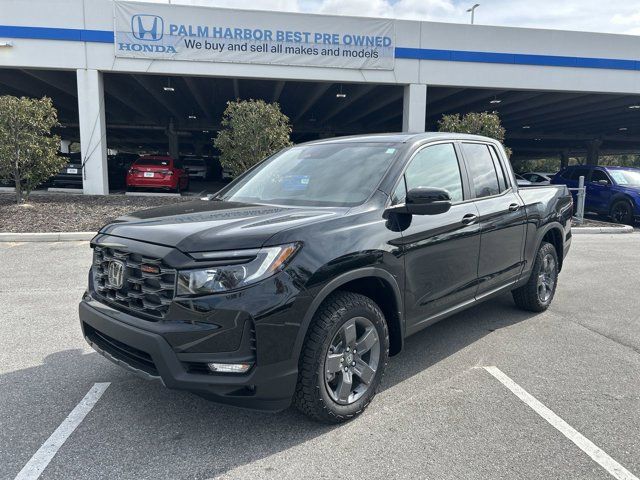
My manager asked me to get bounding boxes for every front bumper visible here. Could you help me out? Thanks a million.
[79,297,298,411]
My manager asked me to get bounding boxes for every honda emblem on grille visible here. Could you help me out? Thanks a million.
[107,260,126,289]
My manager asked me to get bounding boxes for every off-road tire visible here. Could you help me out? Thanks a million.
[512,241,558,312]
[293,291,389,424]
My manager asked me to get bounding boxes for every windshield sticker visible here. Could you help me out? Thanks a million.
[385,148,396,154]
[282,175,310,191]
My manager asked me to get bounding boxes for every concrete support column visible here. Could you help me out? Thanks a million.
[167,120,179,158]
[60,139,71,154]
[402,84,427,133]
[586,139,602,166]
[76,69,108,195]
[560,150,569,169]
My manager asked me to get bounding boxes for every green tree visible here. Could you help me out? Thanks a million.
[214,99,292,177]
[0,95,64,204]
[438,111,512,157]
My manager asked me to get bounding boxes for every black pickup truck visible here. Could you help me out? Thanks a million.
[79,133,572,423]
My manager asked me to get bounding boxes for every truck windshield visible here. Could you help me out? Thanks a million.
[218,143,401,207]
[608,169,640,186]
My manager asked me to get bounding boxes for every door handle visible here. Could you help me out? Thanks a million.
[461,213,478,225]
[508,203,520,212]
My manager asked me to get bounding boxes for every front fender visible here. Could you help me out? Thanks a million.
[290,266,404,363]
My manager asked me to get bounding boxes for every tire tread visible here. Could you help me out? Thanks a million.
[293,291,389,423]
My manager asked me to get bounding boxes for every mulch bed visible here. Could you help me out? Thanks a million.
[0,193,194,233]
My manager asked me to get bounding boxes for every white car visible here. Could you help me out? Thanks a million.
[182,157,209,179]
[521,172,555,184]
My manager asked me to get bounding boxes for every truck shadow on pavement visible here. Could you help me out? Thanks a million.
[2,293,537,479]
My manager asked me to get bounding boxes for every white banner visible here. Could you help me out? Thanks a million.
[114,1,395,70]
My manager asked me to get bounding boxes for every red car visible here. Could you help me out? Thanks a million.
[126,156,189,192]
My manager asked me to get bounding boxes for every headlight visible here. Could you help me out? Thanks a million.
[177,243,300,296]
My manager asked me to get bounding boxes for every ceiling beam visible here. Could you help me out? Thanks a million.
[318,84,377,124]
[132,75,184,121]
[232,79,240,99]
[183,77,213,123]
[272,81,285,102]
[294,83,333,123]
[344,90,403,125]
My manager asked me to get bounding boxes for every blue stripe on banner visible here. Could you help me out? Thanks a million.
[1,25,639,71]
[394,47,640,71]
[0,25,114,43]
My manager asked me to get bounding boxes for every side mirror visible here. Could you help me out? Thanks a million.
[384,187,452,218]
[596,179,609,186]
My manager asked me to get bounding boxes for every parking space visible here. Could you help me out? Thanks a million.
[1,235,639,480]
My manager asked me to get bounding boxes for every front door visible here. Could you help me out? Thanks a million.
[390,142,481,334]
[586,168,613,214]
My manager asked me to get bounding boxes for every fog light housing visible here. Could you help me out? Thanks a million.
[207,362,252,374]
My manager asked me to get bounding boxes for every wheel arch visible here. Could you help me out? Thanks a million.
[537,223,565,272]
[609,193,635,213]
[294,268,405,361]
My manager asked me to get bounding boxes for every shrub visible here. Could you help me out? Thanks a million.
[214,99,292,178]
[0,95,64,204]
[438,111,512,157]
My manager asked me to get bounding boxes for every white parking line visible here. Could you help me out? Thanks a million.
[484,366,638,480]
[14,382,110,480]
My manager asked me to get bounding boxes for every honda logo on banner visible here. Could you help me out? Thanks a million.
[131,14,164,41]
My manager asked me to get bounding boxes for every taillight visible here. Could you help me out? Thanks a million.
[129,168,139,174]
[160,169,174,176]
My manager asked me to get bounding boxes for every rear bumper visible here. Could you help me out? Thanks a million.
[126,176,178,189]
[52,174,83,187]
[79,298,298,411]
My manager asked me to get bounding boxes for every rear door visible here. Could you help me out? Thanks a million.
[460,142,527,297]
[391,142,481,333]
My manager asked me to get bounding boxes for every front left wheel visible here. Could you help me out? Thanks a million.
[294,291,389,423]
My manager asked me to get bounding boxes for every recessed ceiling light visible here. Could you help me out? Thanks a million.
[163,86,175,92]
[522,125,531,129]
[336,93,346,98]
[628,105,640,109]
[188,115,197,119]
[534,138,542,141]
[489,99,502,104]
[202,130,210,133]
[619,127,628,131]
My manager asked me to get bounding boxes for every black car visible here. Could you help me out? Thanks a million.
[52,152,83,188]
[79,133,572,423]
[108,153,138,190]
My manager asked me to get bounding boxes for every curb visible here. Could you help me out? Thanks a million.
[572,225,634,234]
[0,232,95,242]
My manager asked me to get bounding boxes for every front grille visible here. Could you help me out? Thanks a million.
[84,323,158,376]
[92,246,176,320]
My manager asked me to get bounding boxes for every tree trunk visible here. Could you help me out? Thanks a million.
[14,167,22,204]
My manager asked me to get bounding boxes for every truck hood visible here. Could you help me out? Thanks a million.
[99,200,341,252]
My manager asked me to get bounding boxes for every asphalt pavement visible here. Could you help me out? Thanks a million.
[1,234,639,480]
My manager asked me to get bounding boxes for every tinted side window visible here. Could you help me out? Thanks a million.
[590,170,610,183]
[462,143,500,198]
[570,167,590,180]
[394,143,463,204]
[488,145,510,192]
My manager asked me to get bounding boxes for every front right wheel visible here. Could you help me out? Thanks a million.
[294,291,389,423]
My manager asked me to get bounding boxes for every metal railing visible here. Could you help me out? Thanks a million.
[567,175,586,224]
